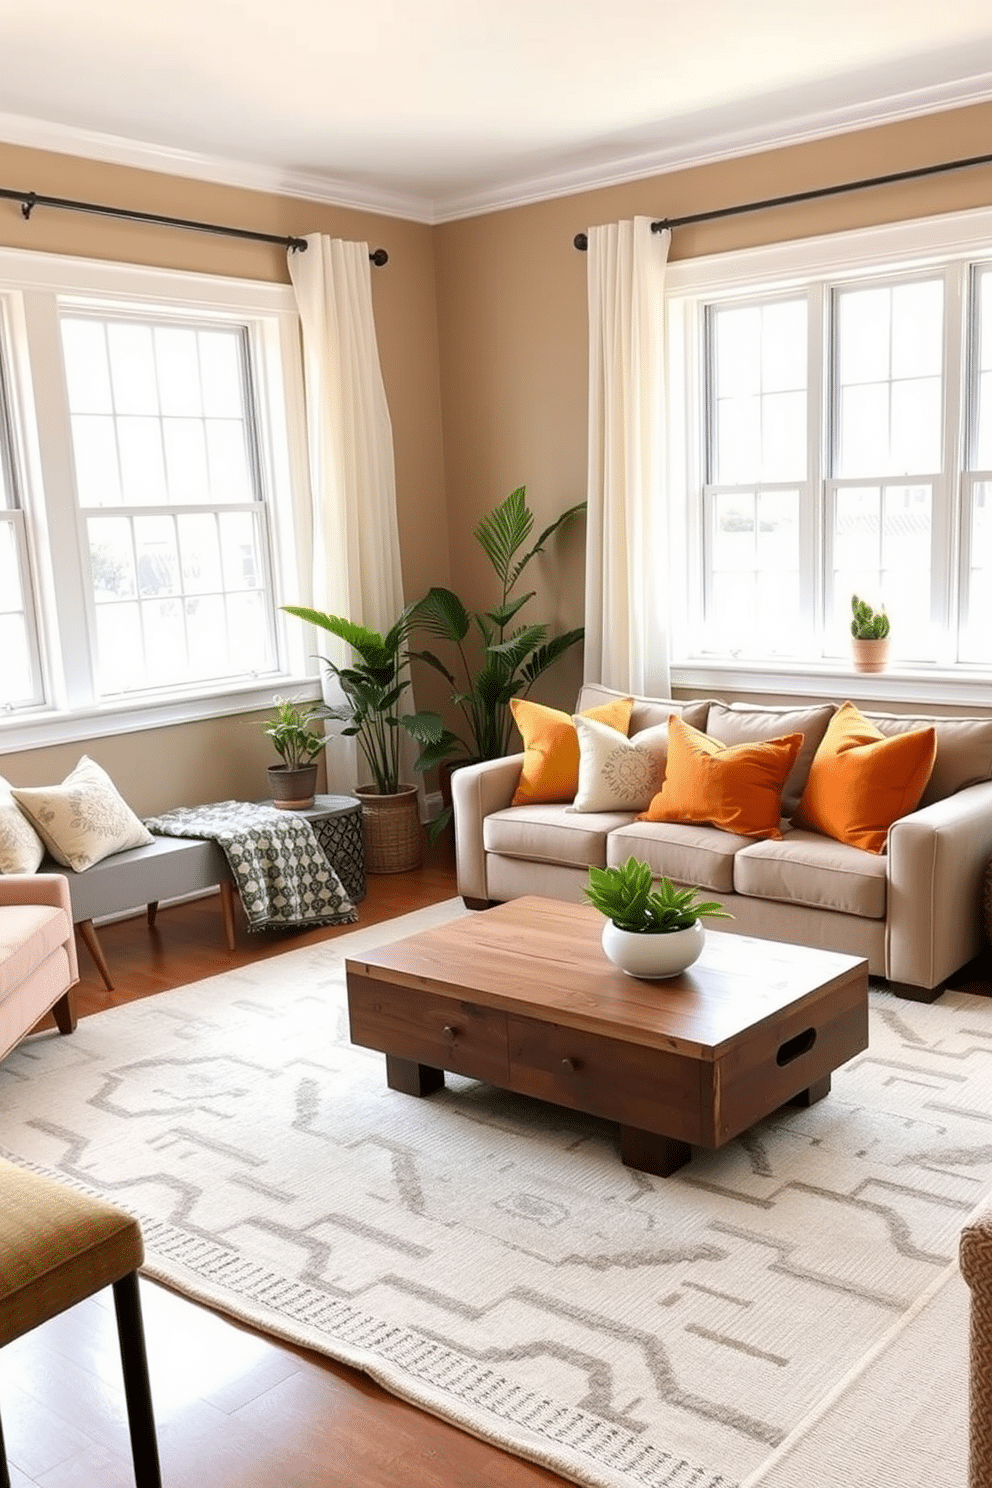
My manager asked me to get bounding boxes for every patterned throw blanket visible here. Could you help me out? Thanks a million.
[143,801,357,932]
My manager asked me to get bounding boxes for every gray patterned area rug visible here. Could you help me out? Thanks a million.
[1,902,988,1488]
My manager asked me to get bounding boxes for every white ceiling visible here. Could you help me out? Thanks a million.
[0,0,991,223]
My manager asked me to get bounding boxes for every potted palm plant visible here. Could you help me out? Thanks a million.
[584,858,731,978]
[850,594,891,673]
[263,697,331,809]
[408,486,585,831]
[282,602,444,872]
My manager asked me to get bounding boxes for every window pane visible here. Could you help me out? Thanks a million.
[0,612,32,705]
[163,418,210,503]
[107,323,158,415]
[134,515,180,597]
[0,519,23,604]
[975,270,992,471]
[61,319,113,414]
[70,415,122,506]
[118,416,167,505]
[711,298,807,484]
[961,480,992,662]
[835,279,943,477]
[831,483,932,658]
[199,332,245,418]
[708,489,801,655]
[154,326,202,417]
[88,517,136,600]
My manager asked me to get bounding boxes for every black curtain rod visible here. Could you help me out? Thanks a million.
[572,150,992,250]
[0,185,389,263]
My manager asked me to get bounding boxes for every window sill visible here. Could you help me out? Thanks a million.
[0,677,323,754]
[671,659,992,712]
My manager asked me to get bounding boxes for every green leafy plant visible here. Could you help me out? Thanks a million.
[282,603,444,796]
[262,697,331,770]
[851,594,890,640]
[409,486,586,771]
[584,858,732,934]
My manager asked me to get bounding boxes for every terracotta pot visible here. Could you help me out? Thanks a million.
[600,919,705,979]
[267,763,318,810]
[355,784,423,873]
[851,638,890,674]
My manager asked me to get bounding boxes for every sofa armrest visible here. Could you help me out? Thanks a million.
[0,872,72,914]
[885,781,992,990]
[451,755,524,903]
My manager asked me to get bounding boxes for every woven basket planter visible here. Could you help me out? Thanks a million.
[355,784,423,874]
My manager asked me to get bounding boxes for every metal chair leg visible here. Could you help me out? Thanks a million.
[0,1405,11,1488]
[112,1272,162,1488]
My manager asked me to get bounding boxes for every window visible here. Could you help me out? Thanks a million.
[61,314,275,696]
[0,344,43,710]
[667,207,992,696]
[0,249,312,746]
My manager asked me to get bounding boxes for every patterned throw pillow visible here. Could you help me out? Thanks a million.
[11,756,154,871]
[0,773,45,874]
[570,717,670,813]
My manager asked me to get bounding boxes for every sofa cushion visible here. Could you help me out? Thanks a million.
[733,830,888,920]
[509,697,634,807]
[705,701,834,818]
[484,804,630,869]
[11,757,154,872]
[0,904,71,999]
[794,702,937,853]
[570,717,669,812]
[638,715,803,841]
[576,683,713,736]
[864,710,992,807]
[607,820,747,894]
[0,775,44,876]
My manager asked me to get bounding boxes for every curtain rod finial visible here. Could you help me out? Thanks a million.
[369,247,388,266]
[573,232,588,251]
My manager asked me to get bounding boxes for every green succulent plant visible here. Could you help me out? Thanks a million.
[851,594,890,640]
[584,858,732,935]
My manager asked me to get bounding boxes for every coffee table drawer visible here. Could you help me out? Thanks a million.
[348,974,510,1084]
[507,1014,706,1142]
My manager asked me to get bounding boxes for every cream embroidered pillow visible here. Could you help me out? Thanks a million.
[11,756,154,871]
[570,717,670,813]
[0,772,45,874]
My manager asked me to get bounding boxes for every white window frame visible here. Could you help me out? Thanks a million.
[0,246,318,752]
[665,204,992,708]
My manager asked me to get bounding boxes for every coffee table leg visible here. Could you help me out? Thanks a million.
[792,1074,831,1107]
[385,1055,445,1097]
[619,1125,692,1177]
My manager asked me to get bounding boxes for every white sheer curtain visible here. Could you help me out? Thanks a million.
[584,216,672,697]
[288,234,410,793]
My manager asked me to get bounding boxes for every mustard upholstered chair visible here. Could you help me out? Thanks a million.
[0,1159,161,1487]
[0,873,78,1064]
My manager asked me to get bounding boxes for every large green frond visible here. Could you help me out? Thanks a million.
[412,587,471,642]
[474,487,532,585]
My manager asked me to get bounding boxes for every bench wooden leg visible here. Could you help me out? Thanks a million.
[51,990,77,1035]
[147,900,158,928]
[77,920,114,991]
[219,881,236,951]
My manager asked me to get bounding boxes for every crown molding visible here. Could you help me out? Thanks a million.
[0,66,991,232]
[0,110,435,224]
[430,71,992,223]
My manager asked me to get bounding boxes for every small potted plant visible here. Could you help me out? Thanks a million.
[263,697,331,810]
[850,594,891,674]
[584,857,731,979]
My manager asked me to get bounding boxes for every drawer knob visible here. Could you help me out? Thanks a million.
[561,1056,581,1073]
[442,1024,458,1042]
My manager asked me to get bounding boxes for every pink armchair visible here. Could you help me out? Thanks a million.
[0,873,78,1064]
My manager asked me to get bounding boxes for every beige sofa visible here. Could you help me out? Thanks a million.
[0,874,78,1064]
[452,684,992,1001]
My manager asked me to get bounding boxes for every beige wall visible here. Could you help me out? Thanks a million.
[3,100,992,804]
[0,142,448,806]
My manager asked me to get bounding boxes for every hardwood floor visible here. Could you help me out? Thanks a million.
[3,832,570,1488]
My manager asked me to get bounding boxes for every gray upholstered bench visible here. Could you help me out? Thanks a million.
[44,834,236,990]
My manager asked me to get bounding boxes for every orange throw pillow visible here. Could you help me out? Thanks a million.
[793,701,937,853]
[637,714,803,840]
[510,696,634,806]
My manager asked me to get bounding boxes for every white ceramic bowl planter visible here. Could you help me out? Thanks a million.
[601,918,705,979]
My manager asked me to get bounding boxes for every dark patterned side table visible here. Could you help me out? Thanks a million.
[262,794,366,904]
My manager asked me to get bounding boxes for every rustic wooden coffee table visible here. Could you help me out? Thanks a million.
[345,896,869,1177]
